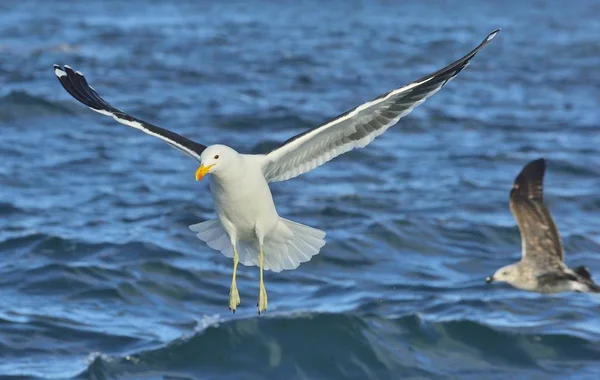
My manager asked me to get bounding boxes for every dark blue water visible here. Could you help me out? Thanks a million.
[1,0,600,378]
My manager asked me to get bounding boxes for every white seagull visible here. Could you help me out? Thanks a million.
[54,29,499,314]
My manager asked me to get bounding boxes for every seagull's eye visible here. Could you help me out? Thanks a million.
[214,155,219,159]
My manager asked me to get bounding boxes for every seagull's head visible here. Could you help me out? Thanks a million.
[486,263,520,285]
[196,144,239,181]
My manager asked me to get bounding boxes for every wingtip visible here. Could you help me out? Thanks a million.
[527,157,546,172]
[486,28,501,42]
[514,158,546,190]
[53,64,67,78]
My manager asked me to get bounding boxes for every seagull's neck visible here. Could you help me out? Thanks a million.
[210,153,250,185]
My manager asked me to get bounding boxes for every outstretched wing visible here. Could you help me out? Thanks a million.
[261,29,500,182]
[53,65,207,160]
[509,158,564,265]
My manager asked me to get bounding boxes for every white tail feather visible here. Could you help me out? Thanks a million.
[189,218,326,272]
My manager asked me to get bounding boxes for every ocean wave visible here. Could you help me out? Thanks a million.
[0,313,142,354]
[75,312,600,380]
[0,312,145,380]
[563,234,600,254]
[552,159,600,177]
[0,91,74,121]
[214,111,315,131]
[0,232,230,311]
[0,202,26,216]
[0,233,185,262]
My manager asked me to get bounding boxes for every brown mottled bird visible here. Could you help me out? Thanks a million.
[486,158,600,293]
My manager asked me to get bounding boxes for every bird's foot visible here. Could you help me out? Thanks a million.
[257,284,268,315]
[229,283,240,313]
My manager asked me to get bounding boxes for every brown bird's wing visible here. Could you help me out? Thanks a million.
[509,158,564,267]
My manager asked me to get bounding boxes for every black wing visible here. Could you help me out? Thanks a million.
[53,65,207,160]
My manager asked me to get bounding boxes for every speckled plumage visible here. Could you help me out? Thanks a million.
[487,158,600,294]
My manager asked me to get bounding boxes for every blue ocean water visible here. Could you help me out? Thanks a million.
[1,0,600,378]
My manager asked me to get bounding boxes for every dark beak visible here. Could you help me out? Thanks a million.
[485,276,494,284]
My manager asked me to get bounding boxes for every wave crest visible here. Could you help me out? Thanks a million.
[0,90,73,121]
[77,312,600,379]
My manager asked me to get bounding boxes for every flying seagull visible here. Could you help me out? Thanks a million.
[54,29,499,314]
[486,158,600,293]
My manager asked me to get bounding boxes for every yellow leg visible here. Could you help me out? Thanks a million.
[257,245,268,314]
[229,246,240,313]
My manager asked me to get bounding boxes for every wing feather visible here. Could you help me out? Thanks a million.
[53,65,207,160]
[262,29,500,182]
[509,158,564,266]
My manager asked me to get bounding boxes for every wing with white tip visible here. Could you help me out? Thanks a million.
[262,29,500,183]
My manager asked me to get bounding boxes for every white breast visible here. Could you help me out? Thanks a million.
[209,155,280,242]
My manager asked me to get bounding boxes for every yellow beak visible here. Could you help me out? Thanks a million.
[195,163,215,181]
